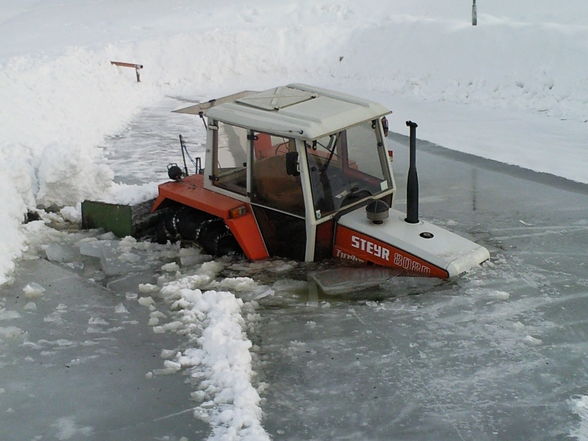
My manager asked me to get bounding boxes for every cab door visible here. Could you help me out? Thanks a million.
[249,132,307,260]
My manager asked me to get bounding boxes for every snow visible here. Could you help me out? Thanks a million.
[2,1,588,439]
[22,282,45,299]
[129,260,271,440]
[572,396,588,441]
[1,0,588,287]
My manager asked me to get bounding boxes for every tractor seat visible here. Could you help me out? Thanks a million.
[252,155,304,215]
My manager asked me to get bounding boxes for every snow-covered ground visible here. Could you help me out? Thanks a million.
[2,1,588,439]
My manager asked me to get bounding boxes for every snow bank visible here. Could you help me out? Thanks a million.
[174,289,267,441]
[2,0,588,283]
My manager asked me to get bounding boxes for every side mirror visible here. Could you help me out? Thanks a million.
[285,151,300,176]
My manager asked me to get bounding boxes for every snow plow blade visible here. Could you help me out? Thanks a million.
[81,199,159,238]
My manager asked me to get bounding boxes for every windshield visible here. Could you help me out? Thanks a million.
[306,119,391,219]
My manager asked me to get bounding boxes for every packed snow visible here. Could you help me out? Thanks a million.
[2,1,588,440]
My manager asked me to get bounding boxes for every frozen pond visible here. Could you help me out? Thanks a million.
[2,97,588,440]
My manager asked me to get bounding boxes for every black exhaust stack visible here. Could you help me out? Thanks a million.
[405,121,419,224]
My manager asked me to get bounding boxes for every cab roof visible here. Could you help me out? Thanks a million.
[174,84,391,140]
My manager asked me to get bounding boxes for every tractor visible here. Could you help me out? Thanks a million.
[150,84,489,279]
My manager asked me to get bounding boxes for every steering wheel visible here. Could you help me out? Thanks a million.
[341,186,372,207]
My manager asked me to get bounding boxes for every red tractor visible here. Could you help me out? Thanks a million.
[151,84,489,279]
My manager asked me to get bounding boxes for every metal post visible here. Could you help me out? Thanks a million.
[472,0,478,26]
[110,61,143,82]
[405,121,419,224]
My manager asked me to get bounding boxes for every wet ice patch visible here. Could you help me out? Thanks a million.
[52,416,93,440]
[0,309,21,321]
[571,395,588,440]
[487,290,511,300]
[523,335,543,346]
[466,287,511,301]
[0,326,26,340]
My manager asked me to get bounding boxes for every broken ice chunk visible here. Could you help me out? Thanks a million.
[160,349,176,359]
[138,283,159,294]
[88,317,109,326]
[179,248,210,266]
[45,243,78,263]
[23,282,46,299]
[161,262,180,273]
[138,296,155,307]
[78,239,105,258]
[24,302,37,311]
[114,303,128,314]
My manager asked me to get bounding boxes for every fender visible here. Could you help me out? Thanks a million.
[152,175,269,260]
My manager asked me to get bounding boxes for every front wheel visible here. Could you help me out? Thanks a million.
[198,219,242,257]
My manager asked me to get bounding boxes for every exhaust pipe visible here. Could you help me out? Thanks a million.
[405,121,419,224]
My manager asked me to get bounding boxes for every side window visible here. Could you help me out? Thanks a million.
[213,122,248,195]
[251,133,304,216]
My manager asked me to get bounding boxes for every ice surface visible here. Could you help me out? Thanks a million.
[2,2,588,438]
[45,243,79,263]
[0,259,209,441]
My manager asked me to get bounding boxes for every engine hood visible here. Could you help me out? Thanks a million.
[334,208,490,278]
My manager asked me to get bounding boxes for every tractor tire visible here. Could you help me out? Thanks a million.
[198,219,241,257]
[175,208,212,242]
[155,207,212,243]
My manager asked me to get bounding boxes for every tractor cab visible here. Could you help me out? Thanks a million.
[151,84,489,278]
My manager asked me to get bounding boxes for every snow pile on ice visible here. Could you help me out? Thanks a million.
[139,262,269,440]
